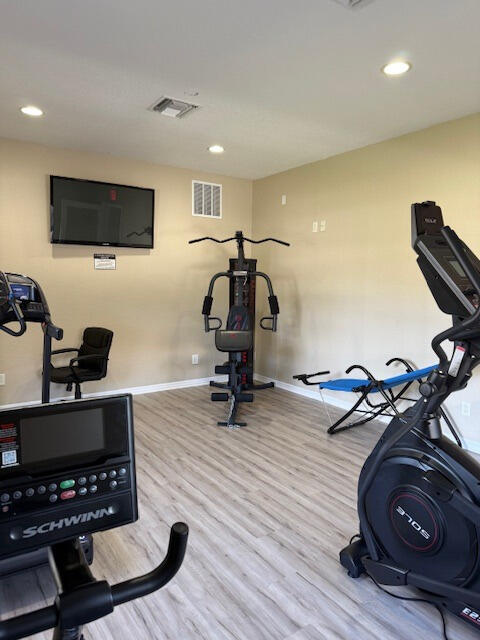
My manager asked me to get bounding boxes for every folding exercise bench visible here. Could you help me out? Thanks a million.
[293,357,461,444]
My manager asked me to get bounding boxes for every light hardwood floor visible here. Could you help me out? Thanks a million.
[0,386,477,639]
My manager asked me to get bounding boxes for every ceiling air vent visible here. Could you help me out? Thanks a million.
[192,181,222,218]
[331,0,375,8]
[150,97,198,118]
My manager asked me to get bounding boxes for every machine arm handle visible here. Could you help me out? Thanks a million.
[0,272,27,337]
[385,357,414,372]
[44,322,63,341]
[202,272,233,331]
[0,310,26,337]
[268,295,279,315]
[189,236,236,244]
[0,523,188,640]
[441,226,480,298]
[189,235,289,246]
[293,371,330,385]
[243,236,290,247]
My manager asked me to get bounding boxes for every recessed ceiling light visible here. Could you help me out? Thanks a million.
[20,105,44,117]
[382,61,411,76]
[208,145,224,154]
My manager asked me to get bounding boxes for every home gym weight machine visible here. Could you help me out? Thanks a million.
[189,231,289,427]
[340,201,480,638]
[0,271,63,404]
[0,394,188,640]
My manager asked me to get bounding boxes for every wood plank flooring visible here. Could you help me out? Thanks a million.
[0,386,477,639]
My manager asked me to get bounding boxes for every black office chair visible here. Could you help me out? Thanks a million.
[50,327,113,399]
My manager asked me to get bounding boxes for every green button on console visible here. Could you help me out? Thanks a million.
[60,480,75,490]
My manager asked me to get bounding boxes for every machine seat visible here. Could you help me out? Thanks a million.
[215,329,253,353]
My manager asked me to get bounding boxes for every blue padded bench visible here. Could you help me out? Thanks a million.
[293,358,460,442]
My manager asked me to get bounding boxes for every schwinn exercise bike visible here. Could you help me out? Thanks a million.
[340,201,480,637]
[0,395,188,640]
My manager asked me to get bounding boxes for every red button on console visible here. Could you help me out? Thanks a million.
[60,490,76,500]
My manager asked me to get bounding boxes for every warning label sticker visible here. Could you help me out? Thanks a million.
[0,422,19,468]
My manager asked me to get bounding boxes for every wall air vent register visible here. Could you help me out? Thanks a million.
[192,181,222,218]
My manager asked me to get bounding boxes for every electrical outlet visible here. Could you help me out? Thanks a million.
[312,221,318,233]
[281,194,287,205]
[0,374,5,386]
[192,354,199,365]
[461,401,471,417]
[320,220,327,232]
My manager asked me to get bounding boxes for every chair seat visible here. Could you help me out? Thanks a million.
[50,366,103,384]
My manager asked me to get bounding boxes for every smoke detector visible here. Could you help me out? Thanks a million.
[331,0,375,8]
[150,97,198,118]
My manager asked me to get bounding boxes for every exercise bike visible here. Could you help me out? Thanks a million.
[0,395,188,640]
[340,201,480,637]
[189,231,289,428]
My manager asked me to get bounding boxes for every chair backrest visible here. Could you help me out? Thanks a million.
[78,327,113,375]
[226,305,251,331]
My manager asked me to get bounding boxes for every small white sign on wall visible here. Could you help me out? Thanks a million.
[94,254,116,270]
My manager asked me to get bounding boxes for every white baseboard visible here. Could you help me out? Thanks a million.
[0,375,223,411]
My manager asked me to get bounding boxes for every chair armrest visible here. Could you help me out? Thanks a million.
[51,348,79,356]
[69,354,108,367]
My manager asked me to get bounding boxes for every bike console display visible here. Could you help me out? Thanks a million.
[412,201,480,317]
[0,395,137,559]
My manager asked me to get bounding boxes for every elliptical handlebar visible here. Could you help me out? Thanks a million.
[441,226,480,298]
[0,523,189,640]
[427,227,480,367]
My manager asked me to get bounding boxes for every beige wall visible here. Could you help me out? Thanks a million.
[0,138,252,405]
[2,114,480,444]
[252,113,480,445]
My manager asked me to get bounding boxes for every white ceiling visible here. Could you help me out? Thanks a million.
[1,0,479,179]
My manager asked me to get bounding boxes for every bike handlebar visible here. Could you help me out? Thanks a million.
[112,522,188,605]
[0,522,189,640]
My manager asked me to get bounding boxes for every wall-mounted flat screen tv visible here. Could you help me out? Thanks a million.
[50,176,154,248]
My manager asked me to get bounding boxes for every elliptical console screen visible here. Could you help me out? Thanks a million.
[447,258,467,279]
[20,408,105,465]
[412,201,480,317]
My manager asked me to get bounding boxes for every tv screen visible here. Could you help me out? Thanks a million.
[50,176,154,248]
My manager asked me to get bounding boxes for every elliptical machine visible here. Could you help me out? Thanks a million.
[189,231,289,428]
[340,201,480,636]
[0,271,63,403]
